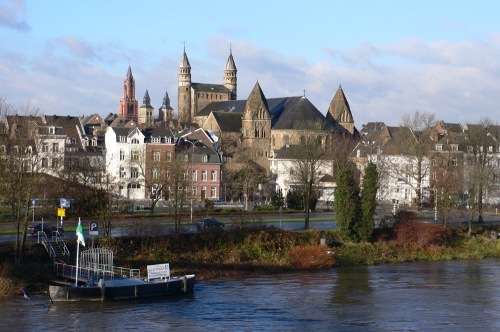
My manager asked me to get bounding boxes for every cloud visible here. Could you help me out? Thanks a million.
[0,0,30,32]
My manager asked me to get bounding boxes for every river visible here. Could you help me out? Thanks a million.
[1,259,499,331]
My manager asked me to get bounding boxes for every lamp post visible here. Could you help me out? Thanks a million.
[185,140,198,224]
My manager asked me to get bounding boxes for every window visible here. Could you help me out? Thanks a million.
[92,137,97,147]
[167,151,172,161]
[451,144,459,151]
[488,146,493,152]
[52,158,59,168]
[202,155,208,162]
[120,149,125,161]
[127,183,141,189]
[435,144,443,151]
[119,136,126,142]
[152,167,160,180]
[211,187,216,198]
[83,138,89,147]
[451,158,458,166]
[183,171,188,180]
[42,143,49,153]
[152,137,160,143]
[192,169,197,181]
[184,154,189,162]
[201,170,207,181]
[41,158,48,168]
[52,143,59,152]
[131,150,139,161]
[120,166,125,178]
[192,186,196,197]
[49,127,55,134]
[211,170,217,181]
[201,186,206,199]
[130,167,138,178]
[153,151,160,161]
[131,138,139,144]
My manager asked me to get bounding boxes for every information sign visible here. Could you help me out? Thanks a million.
[89,222,98,236]
[147,263,170,280]
[57,208,65,217]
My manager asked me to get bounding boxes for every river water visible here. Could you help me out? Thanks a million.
[1,259,499,331]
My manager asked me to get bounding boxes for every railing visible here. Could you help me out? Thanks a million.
[54,261,141,282]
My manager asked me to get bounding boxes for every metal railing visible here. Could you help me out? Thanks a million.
[54,261,141,282]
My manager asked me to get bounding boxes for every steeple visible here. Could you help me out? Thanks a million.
[178,47,192,128]
[119,65,138,121]
[327,84,355,135]
[224,48,237,100]
[143,90,151,106]
[243,81,269,120]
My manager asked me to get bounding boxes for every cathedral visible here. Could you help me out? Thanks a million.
[117,48,357,172]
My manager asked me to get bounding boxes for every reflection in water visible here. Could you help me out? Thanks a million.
[1,259,499,331]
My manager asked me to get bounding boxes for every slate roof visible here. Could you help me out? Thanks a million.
[197,96,333,131]
[191,83,231,94]
[212,112,243,132]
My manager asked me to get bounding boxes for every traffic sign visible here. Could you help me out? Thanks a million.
[60,198,70,208]
[57,208,65,217]
[89,222,98,236]
[31,199,36,206]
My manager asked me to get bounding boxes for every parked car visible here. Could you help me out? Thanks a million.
[196,217,225,230]
[28,223,58,236]
[214,200,226,205]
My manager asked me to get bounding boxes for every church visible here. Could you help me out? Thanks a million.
[117,48,358,173]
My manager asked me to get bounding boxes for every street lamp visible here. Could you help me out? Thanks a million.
[185,140,199,224]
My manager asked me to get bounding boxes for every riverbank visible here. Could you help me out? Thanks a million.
[1,223,499,299]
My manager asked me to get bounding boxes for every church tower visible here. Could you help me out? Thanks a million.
[119,65,139,121]
[178,48,192,128]
[224,49,237,100]
[327,85,355,135]
[242,81,271,172]
[138,90,154,128]
[158,90,174,123]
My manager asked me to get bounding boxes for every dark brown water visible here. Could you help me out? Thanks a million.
[2,259,499,331]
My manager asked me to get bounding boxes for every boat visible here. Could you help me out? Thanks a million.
[49,274,195,302]
[49,246,195,302]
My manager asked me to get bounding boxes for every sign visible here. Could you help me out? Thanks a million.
[147,263,170,281]
[89,221,98,236]
[57,208,65,217]
[31,199,36,206]
[60,198,70,208]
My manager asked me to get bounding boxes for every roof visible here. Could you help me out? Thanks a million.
[191,83,231,94]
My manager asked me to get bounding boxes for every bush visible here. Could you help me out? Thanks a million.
[394,222,450,248]
[287,245,335,269]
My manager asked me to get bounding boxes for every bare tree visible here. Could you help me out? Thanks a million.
[463,119,499,234]
[0,99,46,264]
[395,111,437,205]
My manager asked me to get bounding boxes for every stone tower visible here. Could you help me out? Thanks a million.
[224,50,237,100]
[241,81,272,171]
[138,90,154,128]
[158,90,174,123]
[177,48,192,128]
[327,85,355,135]
[119,65,139,121]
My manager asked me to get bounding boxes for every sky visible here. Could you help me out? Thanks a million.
[1,0,500,128]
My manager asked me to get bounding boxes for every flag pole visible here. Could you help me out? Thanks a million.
[75,217,81,287]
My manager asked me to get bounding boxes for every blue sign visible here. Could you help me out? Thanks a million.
[60,198,70,208]
[89,221,98,236]
[31,199,36,206]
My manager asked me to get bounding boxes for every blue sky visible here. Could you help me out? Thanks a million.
[1,0,500,127]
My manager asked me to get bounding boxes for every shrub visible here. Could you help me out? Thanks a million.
[394,222,450,248]
[287,245,335,269]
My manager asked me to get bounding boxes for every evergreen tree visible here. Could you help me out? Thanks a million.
[360,162,378,241]
[334,166,361,241]
[271,188,285,209]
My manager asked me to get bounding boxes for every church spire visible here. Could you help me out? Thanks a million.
[224,48,237,100]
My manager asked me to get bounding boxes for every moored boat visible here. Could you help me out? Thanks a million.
[49,274,195,302]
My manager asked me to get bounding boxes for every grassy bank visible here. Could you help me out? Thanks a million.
[1,223,499,299]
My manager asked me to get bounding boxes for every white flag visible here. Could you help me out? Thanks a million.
[76,219,85,246]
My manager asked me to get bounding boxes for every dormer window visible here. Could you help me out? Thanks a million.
[119,136,126,142]
[451,144,459,151]
[83,137,89,146]
[202,154,208,162]
[152,137,160,143]
[435,144,443,151]
[49,127,55,135]
[92,137,97,147]
[131,138,139,144]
